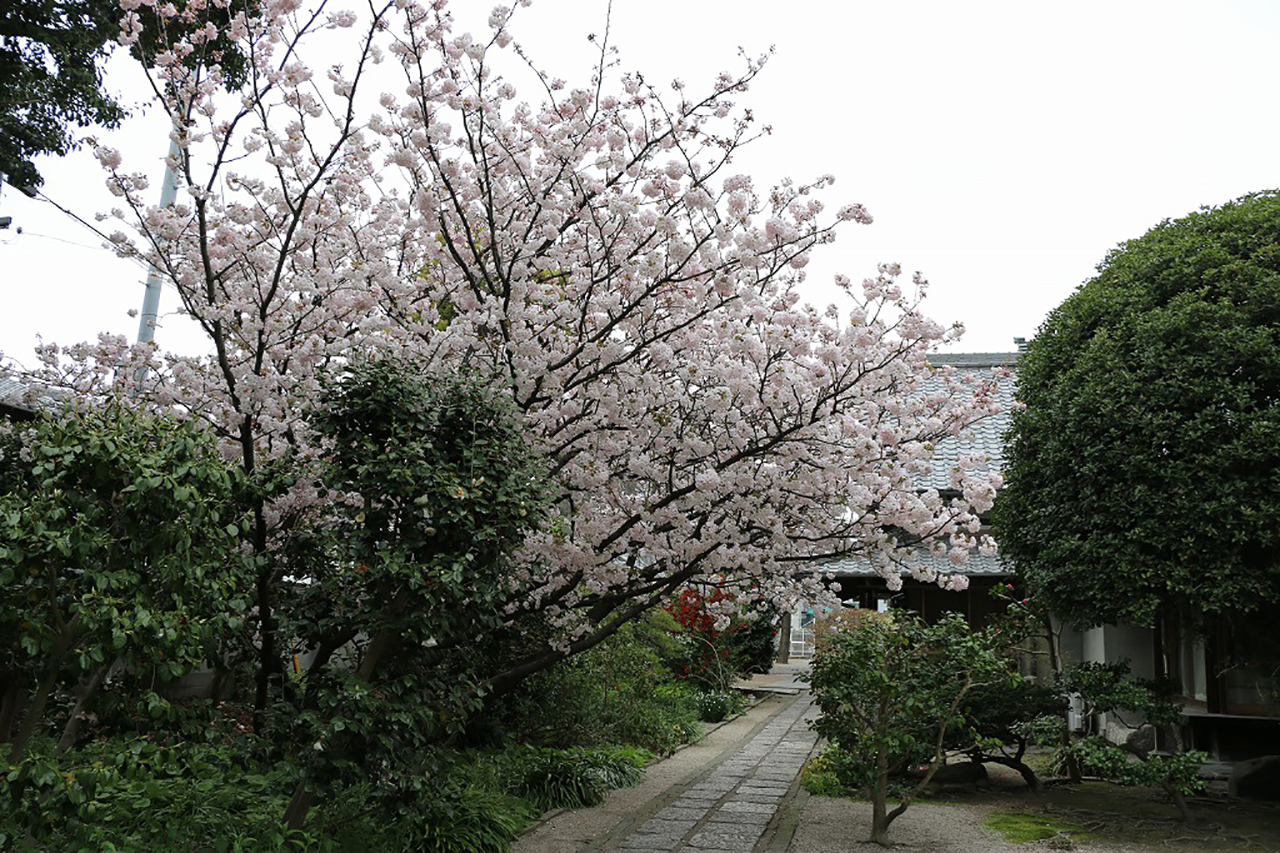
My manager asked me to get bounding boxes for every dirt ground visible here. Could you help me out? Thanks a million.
[974,779,1280,852]
[795,763,1280,853]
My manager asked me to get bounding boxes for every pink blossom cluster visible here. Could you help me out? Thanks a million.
[19,0,1006,636]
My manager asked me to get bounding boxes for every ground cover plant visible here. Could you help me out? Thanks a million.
[983,811,1085,845]
[0,733,652,851]
[804,771,1280,853]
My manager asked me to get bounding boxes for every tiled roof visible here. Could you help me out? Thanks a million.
[820,352,1019,578]
[914,352,1019,493]
[0,376,64,416]
[822,549,1009,578]
[928,352,1022,370]
[0,377,34,413]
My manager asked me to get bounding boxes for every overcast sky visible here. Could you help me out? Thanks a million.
[2,0,1278,369]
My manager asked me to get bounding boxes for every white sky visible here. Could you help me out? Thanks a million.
[2,0,1279,368]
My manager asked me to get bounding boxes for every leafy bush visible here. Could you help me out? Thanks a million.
[665,589,778,690]
[503,745,648,811]
[499,618,702,753]
[1055,660,1207,820]
[0,401,249,763]
[649,684,705,749]
[399,787,533,853]
[957,679,1066,789]
[997,190,1280,635]
[800,747,846,797]
[1068,736,1206,798]
[0,378,711,850]
[0,736,650,852]
[729,610,780,676]
[694,690,746,723]
[0,738,309,851]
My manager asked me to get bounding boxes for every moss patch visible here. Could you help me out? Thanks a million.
[985,811,1084,844]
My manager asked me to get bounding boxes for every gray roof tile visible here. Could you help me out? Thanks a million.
[0,376,65,415]
[821,353,1019,578]
[914,353,1018,492]
[823,549,1009,578]
[0,377,33,413]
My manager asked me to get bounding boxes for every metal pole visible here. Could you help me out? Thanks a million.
[136,138,183,345]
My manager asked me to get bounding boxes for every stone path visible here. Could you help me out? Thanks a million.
[600,693,818,853]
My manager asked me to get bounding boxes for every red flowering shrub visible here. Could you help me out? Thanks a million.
[665,587,777,690]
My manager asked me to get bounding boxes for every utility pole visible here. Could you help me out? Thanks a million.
[136,138,183,345]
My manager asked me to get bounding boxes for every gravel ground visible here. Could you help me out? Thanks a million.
[788,794,1143,853]
[784,759,1280,853]
[511,666,1279,853]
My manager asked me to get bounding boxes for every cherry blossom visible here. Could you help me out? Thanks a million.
[18,0,1005,675]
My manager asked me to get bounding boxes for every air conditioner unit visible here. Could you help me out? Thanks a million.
[1066,693,1085,732]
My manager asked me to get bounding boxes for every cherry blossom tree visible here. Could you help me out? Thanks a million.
[17,0,1004,723]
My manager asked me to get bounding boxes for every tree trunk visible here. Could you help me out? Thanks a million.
[1008,758,1042,790]
[777,613,791,664]
[9,615,80,763]
[869,702,892,846]
[870,760,890,844]
[55,660,113,758]
[209,667,234,704]
[355,629,398,682]
[989,739,1043,790]
[1160,607,1184,698]
[10,665,61,764]
[283,784,316,832]
[0,670,23,744]
[1045,614,1082,783]
[1163,781,1194,825]
[305,629,357,681]
[285,627,399,831]
[253,561,280,732]
[1062,732,1082,783]
[250,490,280,735]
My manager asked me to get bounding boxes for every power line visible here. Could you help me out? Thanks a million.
[32,191,119,246]
[16,231,114,253]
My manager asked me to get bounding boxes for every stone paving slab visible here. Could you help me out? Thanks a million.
[598,692,819,853]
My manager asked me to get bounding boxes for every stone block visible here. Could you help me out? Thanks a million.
[1230,755,1280,801]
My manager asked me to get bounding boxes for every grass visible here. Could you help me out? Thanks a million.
[984,811,1085,844]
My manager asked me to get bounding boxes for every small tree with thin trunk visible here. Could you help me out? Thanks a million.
[808,611,1007,845]
[1058,661,1206,824]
